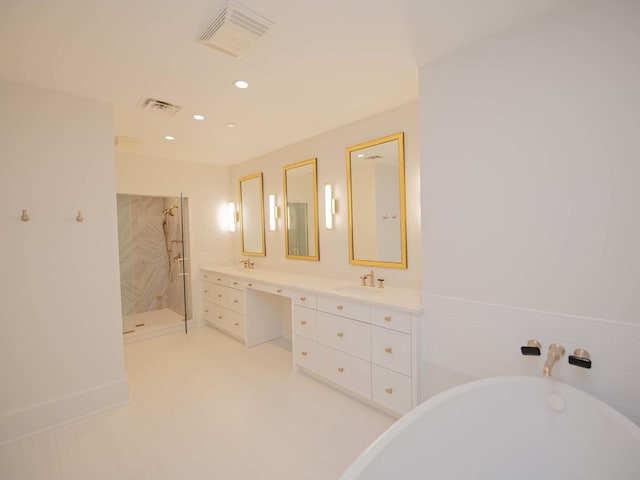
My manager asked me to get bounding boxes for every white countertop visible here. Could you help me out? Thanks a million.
[201,265,423,313]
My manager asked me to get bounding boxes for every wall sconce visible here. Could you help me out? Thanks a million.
[228,201,237,232]
[325,183,336,229]
[268,193,279,231]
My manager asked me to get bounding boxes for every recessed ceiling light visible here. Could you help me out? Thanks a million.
[164,135,175,141]
[227,123,237,128]
[357,154,364,157]
[234,80,249,89]
[193,114,205,121]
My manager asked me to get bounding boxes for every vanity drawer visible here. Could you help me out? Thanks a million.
[249,282,291,297]
[202,271,215,284]
[205,304,244,340]
[371,307,411,334]
[206,272,245,289]
[371,327,411,376]
[317,312,370,361]
[210,285,244,313]
[372,365,412,415]
[292,305,317,339]
[293,335,317,372]
[293,291,317,309]
[318,344,371,399]
[317,295,370,323]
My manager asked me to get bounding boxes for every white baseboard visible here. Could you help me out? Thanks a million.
[0,378,129,446]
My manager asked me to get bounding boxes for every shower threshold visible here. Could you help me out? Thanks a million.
[123,309,193,344]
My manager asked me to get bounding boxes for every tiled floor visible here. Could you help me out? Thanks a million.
[0,326,394,479]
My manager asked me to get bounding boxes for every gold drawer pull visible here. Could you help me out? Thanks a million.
[204,289,208,293]
[217,294,222,298]
[204,309,209,313]
[234,299,239,303]
[248,283,253,287]
[337,332,344,338]
[233,281,238,285]
[204,274,208,278]
[384,316,392,322]
[337,305,343,311]
[300,296,306,301]
[338,367,344,374]
[301,351,308,356]
[218,315,223,319]
[385,388,393,395]
[216,277,222,281]
[385,347,393,354]
[301,320,307,325]
[277,289,282,293]
[234,322,239,326]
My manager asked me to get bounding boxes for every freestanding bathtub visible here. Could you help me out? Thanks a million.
[341,376,640,479]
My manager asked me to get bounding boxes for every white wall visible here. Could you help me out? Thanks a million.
[115,152,233,325]
[419,0,640,423]
[230,102,421,289]
[0,80,128,444]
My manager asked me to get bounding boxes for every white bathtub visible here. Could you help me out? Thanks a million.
[341,376,640,479]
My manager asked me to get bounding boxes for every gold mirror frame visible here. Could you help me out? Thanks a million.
[346,132,407,269]
[239,172,266,257]
[283,158,319,261]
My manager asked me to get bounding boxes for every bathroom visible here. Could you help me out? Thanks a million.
[1,0,639,477]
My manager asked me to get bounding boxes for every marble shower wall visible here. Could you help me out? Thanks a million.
[117,194,188,316]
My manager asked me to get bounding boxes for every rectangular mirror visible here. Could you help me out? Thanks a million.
[346,132,407,269]
[239,172,266,256]
[283,158,319,261]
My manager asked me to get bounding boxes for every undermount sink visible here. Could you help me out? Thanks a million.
[333,285,385,296]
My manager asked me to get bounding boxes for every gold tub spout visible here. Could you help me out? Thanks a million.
[543,343,566,377]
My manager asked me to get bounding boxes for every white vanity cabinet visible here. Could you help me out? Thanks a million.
[202,272,245,341]
[202,268,421,417]
[293,292,417,416]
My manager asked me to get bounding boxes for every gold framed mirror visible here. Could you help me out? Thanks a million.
[346,132,407,269]
[239,172,266,256]
[283,158,319,261]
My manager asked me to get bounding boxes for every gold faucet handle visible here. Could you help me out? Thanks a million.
[377,278,385,288]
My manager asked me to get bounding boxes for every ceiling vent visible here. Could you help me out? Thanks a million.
[114,136,139,149]
[140,97,181,116]
[197,0,274,58]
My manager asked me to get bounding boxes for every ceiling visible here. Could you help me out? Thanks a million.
[0,0,573,166]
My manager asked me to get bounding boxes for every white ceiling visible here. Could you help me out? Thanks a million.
[0,0,573,166]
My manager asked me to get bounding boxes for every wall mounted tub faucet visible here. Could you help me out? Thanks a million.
[543,343,565,377]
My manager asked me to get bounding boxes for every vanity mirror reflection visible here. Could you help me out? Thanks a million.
[239,172,266,256]
[346,132,407,269]
[283,158,319,261]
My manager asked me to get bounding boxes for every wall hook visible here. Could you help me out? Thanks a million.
[76,211,84,222]
[21,209,30,222]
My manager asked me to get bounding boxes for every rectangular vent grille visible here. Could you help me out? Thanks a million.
[140,98,181,116]
[198,0,273,58]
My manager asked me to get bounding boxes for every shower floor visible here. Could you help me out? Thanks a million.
[123,309,192,344]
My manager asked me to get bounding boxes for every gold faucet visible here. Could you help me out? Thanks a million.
[360,270,375,287]
[239,259,255,269]
[543,343,565,377]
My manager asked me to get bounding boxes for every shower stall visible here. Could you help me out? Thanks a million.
[116,193,191,339]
